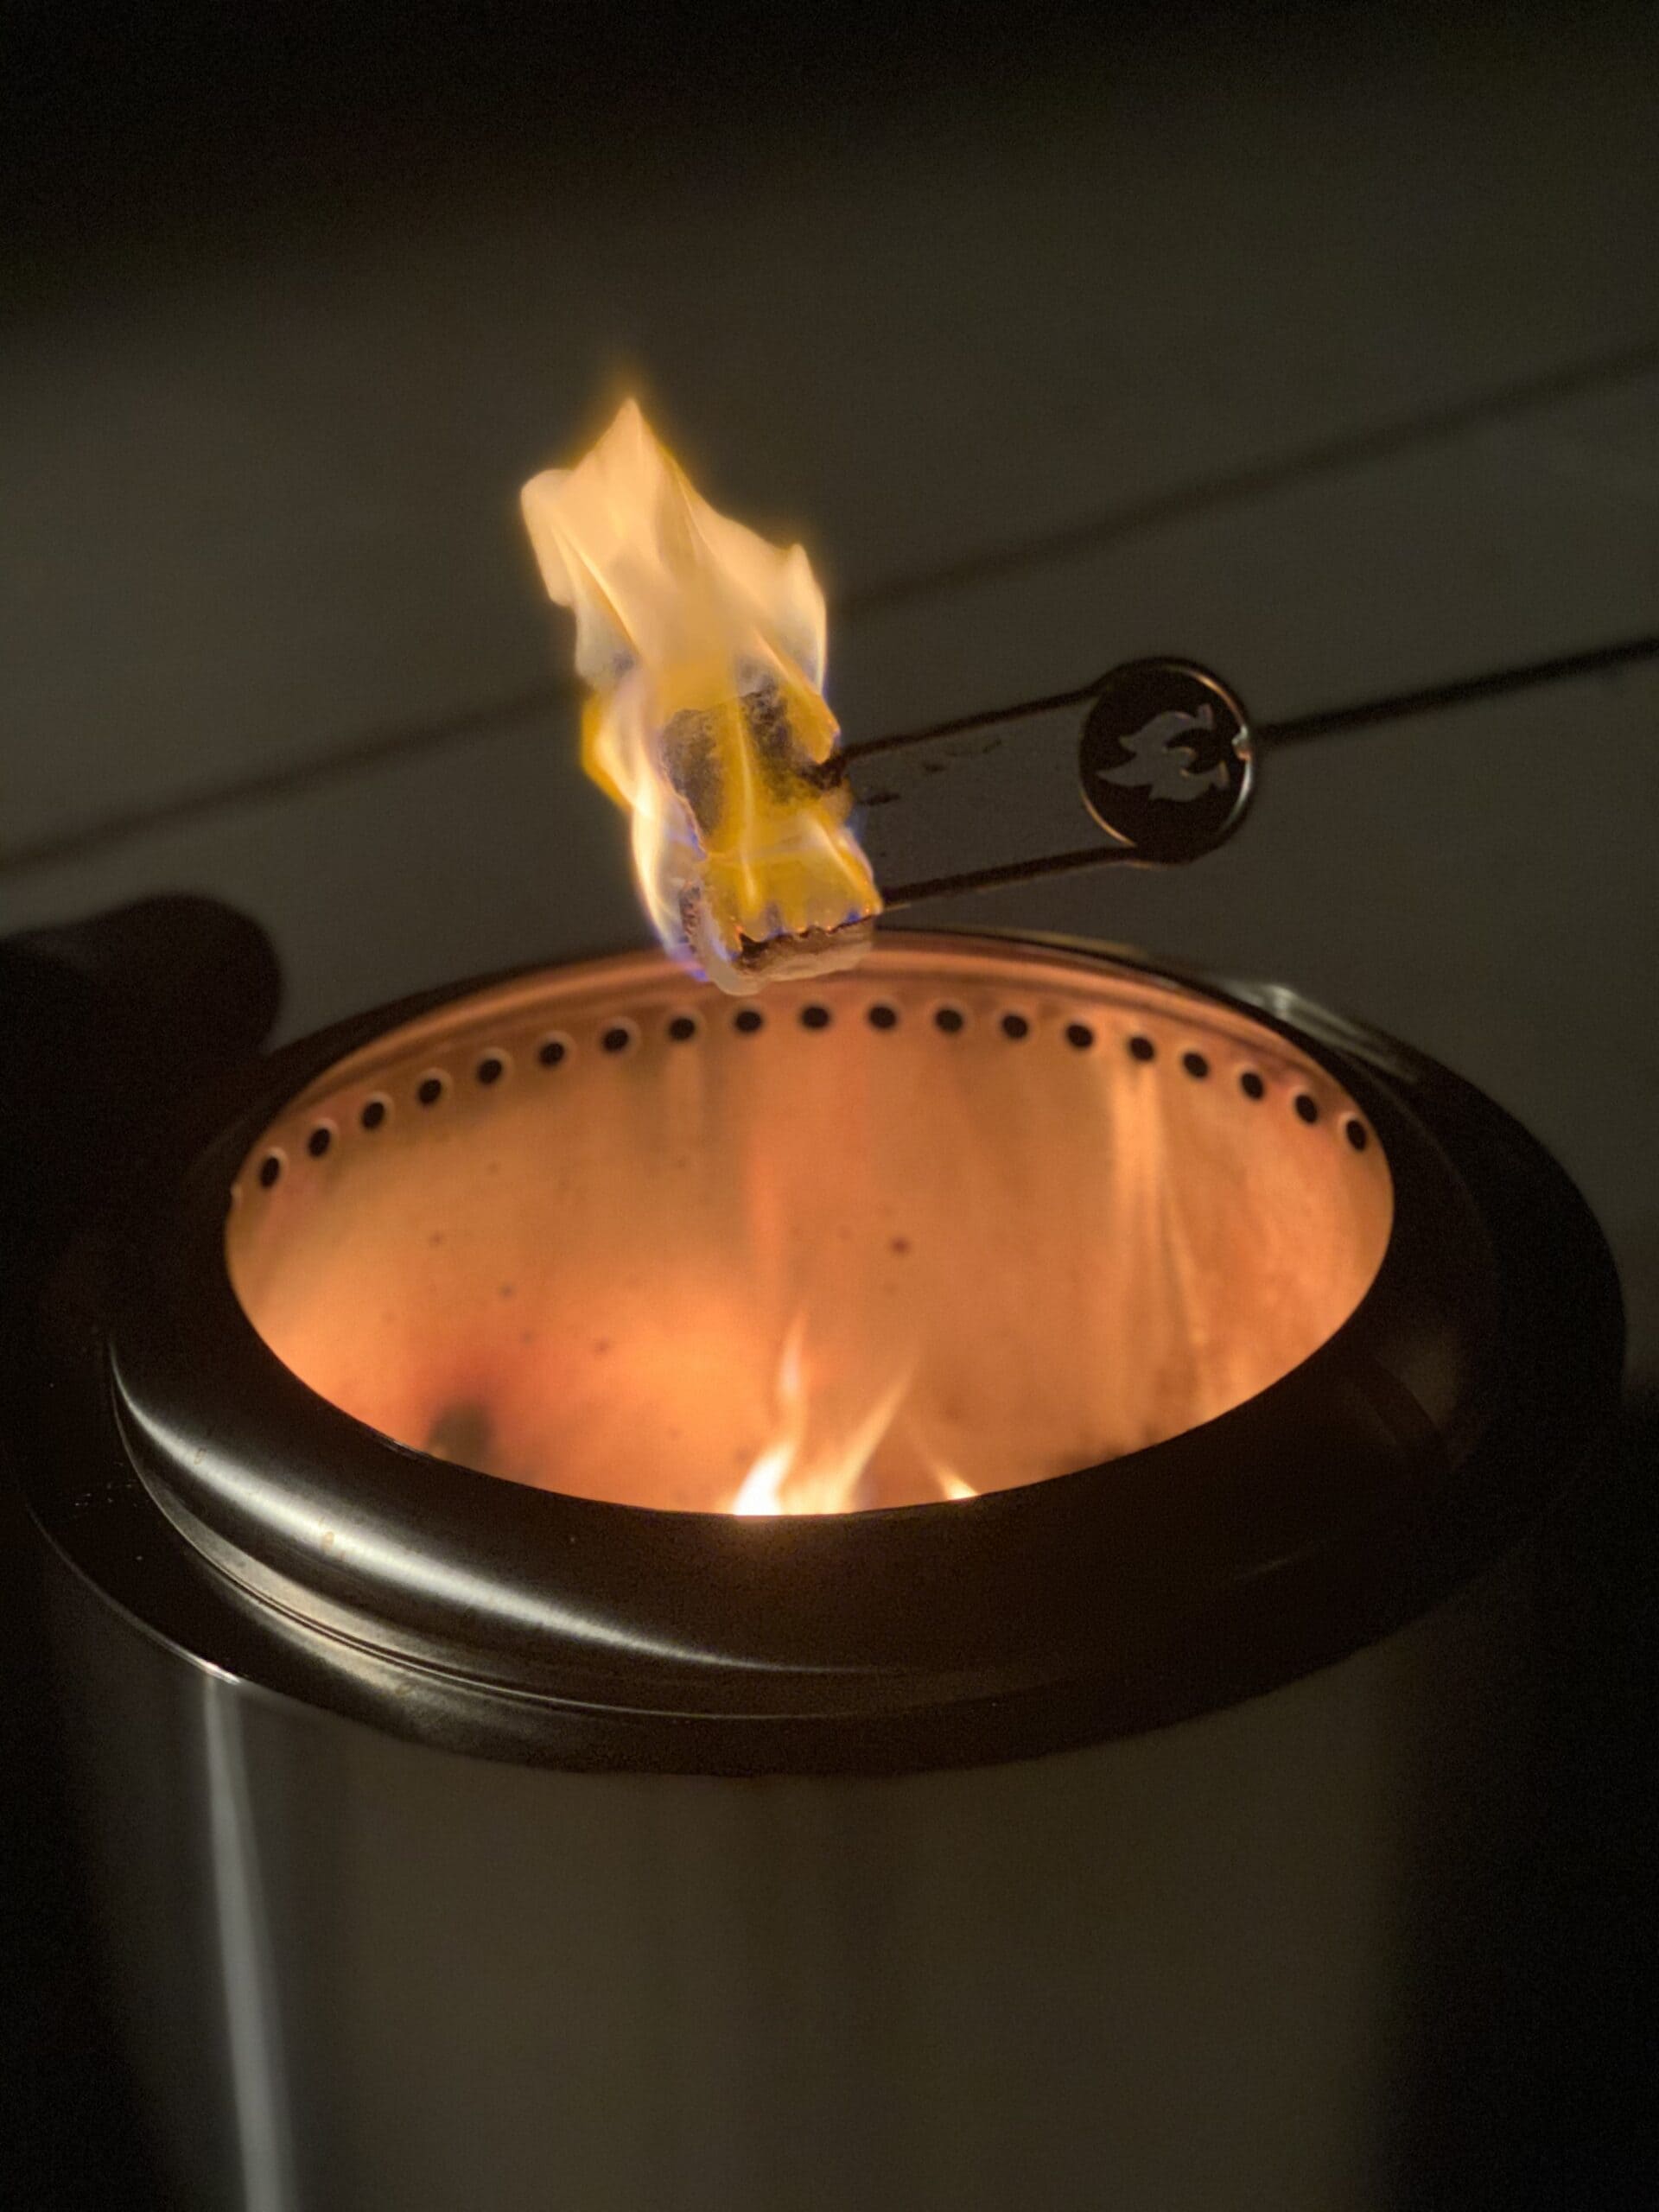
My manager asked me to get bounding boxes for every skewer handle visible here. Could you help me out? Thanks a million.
[861,659,1255,908]
[848,632,1659,910]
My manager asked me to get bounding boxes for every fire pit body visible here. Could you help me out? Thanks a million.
[22,931,1620,2211]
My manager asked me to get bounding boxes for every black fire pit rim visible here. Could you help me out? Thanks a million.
[29,930,1624,1777]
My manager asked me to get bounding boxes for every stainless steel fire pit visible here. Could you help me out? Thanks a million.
[21,931,1622,2211]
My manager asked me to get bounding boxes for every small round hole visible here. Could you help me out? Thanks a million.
[417,1074,446,1108]
[1001,1012,1030,1040]
[1239,1070,1265,1101]
[257,1152,283,1189]
[934,1005,966,1035]
[1127,1034,1155,1063]
[800,1003,832,1031]
[307,1124,334,1159]
[1294,1092,1321,1125]
[867,1002,899,1031]
[1181,1050,1211,1081]
[1066,1022,1096,1052]
[537,1036,569,1069]
[734,1007,765,1034]
[1344,1117,1370,1153]
[475,1053,505,1087]
[601,1024,634,1055]
[667,1014,699,1043]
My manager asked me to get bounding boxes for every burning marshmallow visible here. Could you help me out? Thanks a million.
[522,401,880,994]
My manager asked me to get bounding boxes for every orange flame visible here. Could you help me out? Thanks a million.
[522,402,880,994]
[731,1313,976,1516]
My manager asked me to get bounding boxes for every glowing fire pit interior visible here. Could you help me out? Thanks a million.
[226,937,1392,1516]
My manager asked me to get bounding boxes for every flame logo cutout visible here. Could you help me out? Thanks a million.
[1096,704,1231,804]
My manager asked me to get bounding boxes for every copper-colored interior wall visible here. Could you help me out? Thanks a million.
[227,943,1394,1511]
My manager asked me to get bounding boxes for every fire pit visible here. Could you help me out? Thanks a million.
[21,925,1620,2210]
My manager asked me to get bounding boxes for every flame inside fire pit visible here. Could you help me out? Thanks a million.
[226,939,1393,1516]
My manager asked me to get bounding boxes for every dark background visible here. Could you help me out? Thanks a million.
[3,3,1657,2202]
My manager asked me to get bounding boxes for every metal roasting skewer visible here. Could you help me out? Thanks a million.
[824,632,1659,909]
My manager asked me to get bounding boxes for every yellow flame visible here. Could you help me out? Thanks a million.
[931,1466,978,1503]
[731,1314,977,1516]
[522,401,880,994]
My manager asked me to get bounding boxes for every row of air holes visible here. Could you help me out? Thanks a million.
[253,1003,1370,1188]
